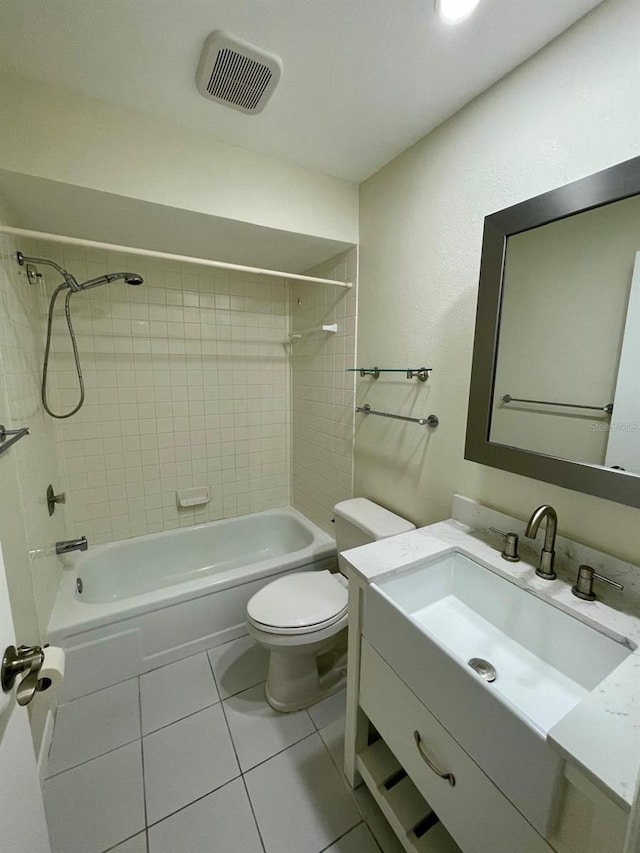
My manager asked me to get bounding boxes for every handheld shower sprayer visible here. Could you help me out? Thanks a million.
[16,251,144,419]
[76,272,144,291]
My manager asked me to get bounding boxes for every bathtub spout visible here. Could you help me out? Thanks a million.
[56,536,88,555]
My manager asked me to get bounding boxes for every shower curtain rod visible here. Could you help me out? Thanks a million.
[0,226,352,289]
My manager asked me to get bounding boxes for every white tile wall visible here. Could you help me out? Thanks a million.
[290,249,357,533]
[1,233,356,649]
[32,241,291,544]
[0,234,66,633]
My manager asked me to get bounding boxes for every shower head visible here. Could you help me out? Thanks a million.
[16,252,143,293]
[76,272,144,291]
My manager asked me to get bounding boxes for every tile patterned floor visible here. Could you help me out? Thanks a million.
[43,637,405,853]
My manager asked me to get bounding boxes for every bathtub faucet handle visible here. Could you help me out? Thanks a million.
[55,536,88,555]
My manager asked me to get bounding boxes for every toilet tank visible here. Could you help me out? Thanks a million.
[333,498,415,554]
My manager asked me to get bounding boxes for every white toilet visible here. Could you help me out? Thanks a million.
[247,498,415,712]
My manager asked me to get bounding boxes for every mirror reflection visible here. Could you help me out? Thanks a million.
[490,194,640,473]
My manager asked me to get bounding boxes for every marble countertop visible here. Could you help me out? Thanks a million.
[341,495,640,811]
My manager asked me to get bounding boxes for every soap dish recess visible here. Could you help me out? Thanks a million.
[176,486,210,508]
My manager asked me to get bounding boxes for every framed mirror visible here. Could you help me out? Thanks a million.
[465,156,640,509]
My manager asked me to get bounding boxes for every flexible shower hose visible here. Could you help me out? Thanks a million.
[42,283,85,418]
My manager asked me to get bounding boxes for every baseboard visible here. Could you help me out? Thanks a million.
[37,709,55,780]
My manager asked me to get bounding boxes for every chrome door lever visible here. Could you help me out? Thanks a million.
[1,644,46,706]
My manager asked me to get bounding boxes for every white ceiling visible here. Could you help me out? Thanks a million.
[0,0,602,182]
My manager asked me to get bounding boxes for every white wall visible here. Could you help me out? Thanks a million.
[0,71,359,246]
[356,0,640,563]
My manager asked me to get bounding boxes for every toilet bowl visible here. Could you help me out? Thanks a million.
[247,570,349,712]
[247,499,415,712]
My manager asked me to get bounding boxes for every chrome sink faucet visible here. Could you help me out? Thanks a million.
[525,505,557,580]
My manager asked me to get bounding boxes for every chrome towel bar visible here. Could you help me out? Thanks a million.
[0,424,30,456]
[500,395,613,415]
[348,367,432,381]
[355,404,439,428]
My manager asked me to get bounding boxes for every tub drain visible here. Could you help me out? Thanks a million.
[468,657,496,682]
[76,577,83,594]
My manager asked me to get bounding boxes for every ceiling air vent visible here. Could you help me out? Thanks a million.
[196,31,282,115]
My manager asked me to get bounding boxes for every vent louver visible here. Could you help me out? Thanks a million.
[196,31,282,115]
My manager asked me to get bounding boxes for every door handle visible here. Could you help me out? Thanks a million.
[1,645,46,706]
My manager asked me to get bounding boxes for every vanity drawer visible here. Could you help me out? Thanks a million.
[359,640,553,853]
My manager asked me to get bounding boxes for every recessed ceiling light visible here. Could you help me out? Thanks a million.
[435,0,482,24]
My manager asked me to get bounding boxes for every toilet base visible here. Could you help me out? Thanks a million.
[265,668,346,713]
[261,628,348,713]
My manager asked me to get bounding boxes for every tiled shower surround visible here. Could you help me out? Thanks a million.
[0,232,67,624]
[25,240,356,545]
[291,252,357,533]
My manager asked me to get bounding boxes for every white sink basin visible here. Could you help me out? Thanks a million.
[363,549,633,835]
[381,551,631,733]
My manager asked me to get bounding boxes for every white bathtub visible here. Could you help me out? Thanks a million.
[48,507,336,701]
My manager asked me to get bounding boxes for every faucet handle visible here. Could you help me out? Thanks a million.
[572,564,623,601]
[489,528,520,563]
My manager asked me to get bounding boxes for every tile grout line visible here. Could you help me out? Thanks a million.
[239,774,268,853]
[143,684,242,828]
[45,734,142,781]
[142,696,222,739]
[55,635,251,708]
[317,717,386,853]
[137,676,150,848]
[204,645,223,698]
[101,829,147,853]
[48,682,239,782]
[211,653,268,853]
[239,726,320,776]
[314,717,389,853]
[50,638,372,853]
[317,820,366,853]
[145,719,385,853]
[146,772,243,829]
[56,674,141,707]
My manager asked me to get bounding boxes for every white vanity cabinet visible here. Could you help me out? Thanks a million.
[344,566,631,853]
[549,764,628,853]
[359,639,553,853]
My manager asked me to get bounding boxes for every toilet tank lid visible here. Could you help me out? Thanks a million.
[333,498,415,540]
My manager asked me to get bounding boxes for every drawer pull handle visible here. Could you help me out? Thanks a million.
[413,730,456,787]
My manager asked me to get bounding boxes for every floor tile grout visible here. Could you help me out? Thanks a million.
[145,772,243,828]
[137,675,150,848]
[56,674,140,706]
[45,735,142,781]
[47,692,317,785]
[101,829,147,853]
[142,697,221,738]
[317,820,365,853]
[56,638,247,708]
[56,640,263,720]
[217,688,268,853]
[47,638,387,853]
[239,727,317,775]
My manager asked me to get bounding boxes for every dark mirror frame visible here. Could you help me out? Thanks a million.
[465,155,640,509]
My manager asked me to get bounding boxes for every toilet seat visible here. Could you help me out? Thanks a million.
[247,570,348,635]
